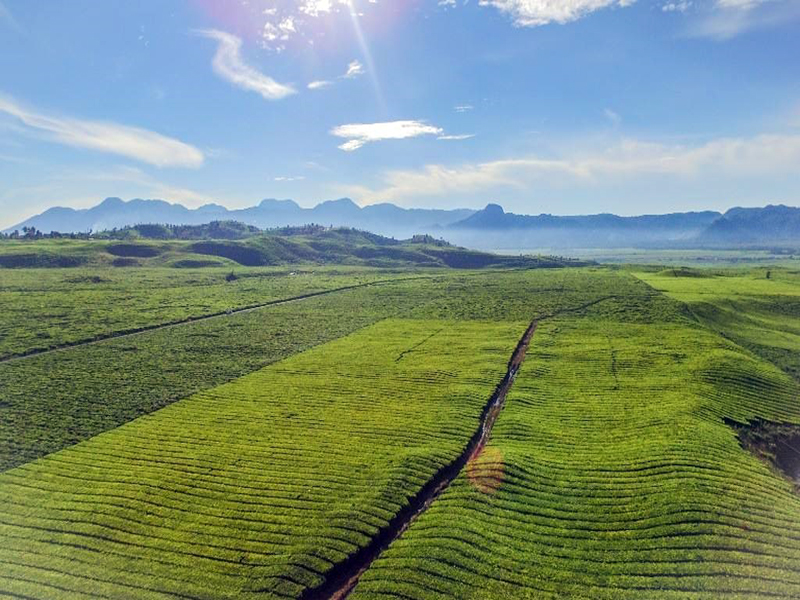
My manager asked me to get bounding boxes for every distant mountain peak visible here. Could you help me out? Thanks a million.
[258,198,300,209]
[317,197,359,208]
[196,203,227,213]
[484,203,505,215]
[4,196,473,237]
[451,203,508,228]
[98,197,124,208]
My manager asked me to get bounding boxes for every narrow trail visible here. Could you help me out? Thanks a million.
[303,294,618,600]
[0,276,431,365]
[301,320,539,600]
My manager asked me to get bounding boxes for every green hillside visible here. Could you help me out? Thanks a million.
[637,267,800,380]
[0,226,587,270]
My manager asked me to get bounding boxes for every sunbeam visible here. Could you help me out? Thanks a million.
[343,0,387,114]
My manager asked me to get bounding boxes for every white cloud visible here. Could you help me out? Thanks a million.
[340,133,800,202]
[331,120,444,151]
[716,0,769,8]
[478,0,637,27]
[343,60,365,79]
[195,29,296,100]
[274,175,306,182]
[307,59,365,91]
[438,134,476,140]
[662,1,692,12]
[0,94,204,168]
[686,0,799,39]
[299,0,351,17]
[454,104,474,113]
[279,16,297,34]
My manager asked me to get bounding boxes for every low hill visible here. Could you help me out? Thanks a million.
[0,226,589,270]
[97,221,263,240]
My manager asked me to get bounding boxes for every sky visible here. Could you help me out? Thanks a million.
[1,0,799,228]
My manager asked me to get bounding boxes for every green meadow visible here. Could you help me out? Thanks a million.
[638,267,800,380]
[1,253,799,599]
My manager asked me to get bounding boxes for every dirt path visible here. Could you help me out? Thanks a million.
[302,294,619,600]
[395,328,445,362]
[301,319,538,600]
[0,276,431,365]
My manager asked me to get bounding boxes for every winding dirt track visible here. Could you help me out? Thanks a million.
[0,276,431,365]
[305,294,621,600]
[302,319,539,600]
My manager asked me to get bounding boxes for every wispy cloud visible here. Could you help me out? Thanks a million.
[662,1,692,12]
[454,104,474,113]
[274,175,306,182]
[685,0,800,39]
[477,0,637,27]
[438,134,476,141]
[0,94,204,168]
[0,1,23,34]
[331,120,444,151]
[60,165,220,207]
[195,29,296,100]
[342,60,365,79]
[308,59,365,91]
[340,133,800,202]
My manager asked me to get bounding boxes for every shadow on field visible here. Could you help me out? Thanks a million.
[728,418,800,492]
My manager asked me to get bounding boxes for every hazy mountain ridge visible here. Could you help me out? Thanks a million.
[699,205,800,244]
[6,197,475,239]
[7,198,800,249]
[446,204,800,249]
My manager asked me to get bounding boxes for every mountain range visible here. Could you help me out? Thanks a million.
[6,198,800,250]
[5,197,473,240]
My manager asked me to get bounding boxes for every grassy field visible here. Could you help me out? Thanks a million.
[0,267,411,359]
[495,248,800,267]
[351,315,800,599]
[1,263,799,599]
[0,319,526,599]
[0,268,653,472]
[637,267,800,380]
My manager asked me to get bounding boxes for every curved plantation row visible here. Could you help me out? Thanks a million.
[350,318,800,599]
[0,319,527,599]
[637,268,800,382]
[0,269,659,472]
[0,267,403,360]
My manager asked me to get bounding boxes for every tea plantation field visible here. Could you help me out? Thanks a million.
[1,265,798,599]
[351,315,800,599]
[638,267,800,380]
[0,319,526,599]
[0,268,650,471]
[0,267,409,359]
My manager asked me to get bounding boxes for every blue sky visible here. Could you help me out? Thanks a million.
[1,0,799,227]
